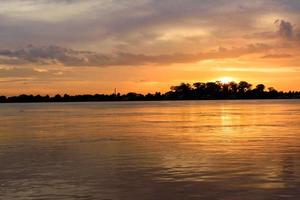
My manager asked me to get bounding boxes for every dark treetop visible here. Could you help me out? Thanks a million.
[1,81,300,103]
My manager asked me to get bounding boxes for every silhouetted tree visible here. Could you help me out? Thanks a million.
[0,80,298,103]
[238,81,252,95]
[250,84,266,98]
[255,84,265,92]
[205,82,221,98]
[193,82,206,99]
[229,81,238,94]
[0,96,6,103]
[268,87,279,98]
[53,94,62,102]
[171,83,193,99]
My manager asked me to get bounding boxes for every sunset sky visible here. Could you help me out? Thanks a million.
[1,0,300,95]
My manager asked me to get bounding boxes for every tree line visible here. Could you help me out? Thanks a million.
[1,81,300,103]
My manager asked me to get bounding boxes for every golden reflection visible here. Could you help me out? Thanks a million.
[220,107,234,134]
[1,101,300,198]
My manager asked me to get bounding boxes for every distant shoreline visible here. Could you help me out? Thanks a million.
[1,98,300,104]
[1,81,299,103]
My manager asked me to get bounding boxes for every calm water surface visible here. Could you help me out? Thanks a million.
[0,100,300,200]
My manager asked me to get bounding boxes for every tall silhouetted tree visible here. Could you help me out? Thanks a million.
[238,81,252,94]
[229,81,238,94]
[255,84,265,92]
[171,83,193,99]
[205,82,222,98]
[193,82,206,98]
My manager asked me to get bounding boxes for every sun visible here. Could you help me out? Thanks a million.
[218,77,234,84]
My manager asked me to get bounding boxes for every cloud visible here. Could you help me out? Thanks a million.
[245,19,299,41]
[0,0,299,51]
[0,43,272,67]
[0,0,96,22]
[0,66,64,78]
[275,19,294,39]
[243,31,277,39]
[261,53,293,59]
[0,65,67,86]
[214,66,298,73]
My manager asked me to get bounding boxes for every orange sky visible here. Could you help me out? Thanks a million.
[0,0,300,95]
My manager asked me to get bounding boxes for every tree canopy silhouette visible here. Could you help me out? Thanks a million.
[0,81,299,103]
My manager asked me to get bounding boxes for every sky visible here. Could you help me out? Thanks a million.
[0,0,300,95]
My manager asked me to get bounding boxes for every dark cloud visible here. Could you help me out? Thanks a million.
[275,19,294,39]
[244,19,300,44]
[0,43,271,67]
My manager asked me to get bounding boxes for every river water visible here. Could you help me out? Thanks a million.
[0,100,300,200]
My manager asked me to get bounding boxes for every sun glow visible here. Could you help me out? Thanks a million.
[218,77,235,84]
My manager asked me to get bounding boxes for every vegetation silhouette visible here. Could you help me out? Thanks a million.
[0,81,299,103]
